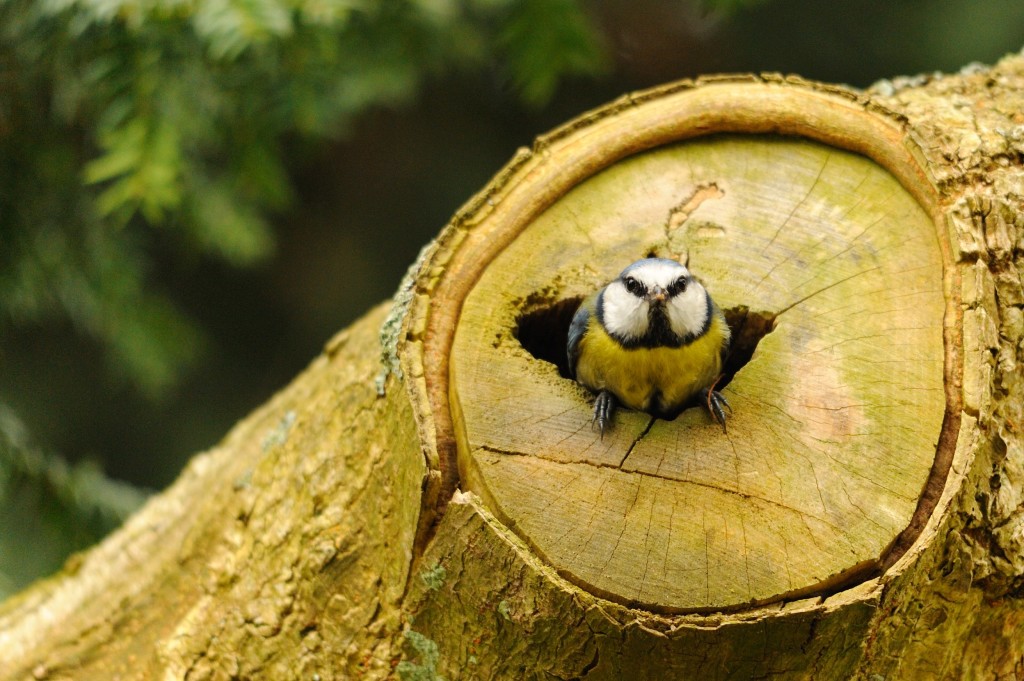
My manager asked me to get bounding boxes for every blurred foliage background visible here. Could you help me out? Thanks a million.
[1,0,1022,599]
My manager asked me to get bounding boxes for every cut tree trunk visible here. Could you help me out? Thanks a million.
[452,134,947,613]
[4,53,1024,681]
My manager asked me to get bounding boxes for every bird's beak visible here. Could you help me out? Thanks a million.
[647,286,667,304]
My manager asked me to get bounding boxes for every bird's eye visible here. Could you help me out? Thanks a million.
[669,276,688,296]
[623,276,645,296]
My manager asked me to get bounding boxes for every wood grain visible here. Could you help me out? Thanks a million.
[450,135,945,611]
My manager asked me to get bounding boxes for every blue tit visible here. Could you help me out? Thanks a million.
[567,258,732,434]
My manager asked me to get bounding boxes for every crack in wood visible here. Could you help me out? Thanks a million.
[475,445,847,533]
[595,481,643,579]
[762,150,833,252]
[637,482,658,603]
[774,265,883,316]
[702,509,711,604]
[618,417,656,468]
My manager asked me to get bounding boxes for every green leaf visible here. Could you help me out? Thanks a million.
[192,0,295,59]
[696,0,767,17]
[0,405,149,599]
[102,294,203,398]
[500,0,607,106]
[0,0,614,404]
[186,177,276,265]
[85,116,184,222]
[296,0,365,26]
[83,117,147,185]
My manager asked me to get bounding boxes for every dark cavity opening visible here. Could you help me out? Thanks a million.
[718,305,778,389]
[515,296,584,379]
[514,298,777,389]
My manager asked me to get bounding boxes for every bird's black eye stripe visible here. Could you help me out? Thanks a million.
[668,276,688,296]
[623,276,646,296]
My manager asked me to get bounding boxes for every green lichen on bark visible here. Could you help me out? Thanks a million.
[377,243,436,396]
[419,562,447,592]
[397,629,447,681]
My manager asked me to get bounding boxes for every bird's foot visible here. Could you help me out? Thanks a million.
[699,382,732,433]
[592,390,617,437]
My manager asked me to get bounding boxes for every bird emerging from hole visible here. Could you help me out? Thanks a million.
[567,258,732,435]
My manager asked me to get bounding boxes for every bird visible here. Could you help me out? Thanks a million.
[566,258,732,435]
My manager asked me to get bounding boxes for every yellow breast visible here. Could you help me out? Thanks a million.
[575,313,727,415]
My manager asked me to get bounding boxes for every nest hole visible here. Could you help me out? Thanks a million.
[718,305,778,389]
[514,299,777,389]
[515,297,584,379]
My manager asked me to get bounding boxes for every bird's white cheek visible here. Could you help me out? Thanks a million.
[667,291,708,336]
[603,287,649,340]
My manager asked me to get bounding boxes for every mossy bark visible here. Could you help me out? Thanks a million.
[3,52,1024,680]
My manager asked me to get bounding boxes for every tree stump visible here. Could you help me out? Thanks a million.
[4,56,1024,680]
[451,133,948,612]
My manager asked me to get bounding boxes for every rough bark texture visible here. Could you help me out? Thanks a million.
[3,51,1024,680]
[0,308,425,679]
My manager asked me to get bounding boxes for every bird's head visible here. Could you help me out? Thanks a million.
[598,258,710,345]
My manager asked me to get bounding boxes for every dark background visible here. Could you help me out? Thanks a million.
[4,0,1022,491]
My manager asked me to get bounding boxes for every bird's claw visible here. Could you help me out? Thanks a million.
[700,386,731,433]
[592,390,617,438]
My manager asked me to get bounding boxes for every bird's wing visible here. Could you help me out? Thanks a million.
[715,304,732,368]
[566,303,591,379]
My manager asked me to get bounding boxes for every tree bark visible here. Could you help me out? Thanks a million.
[4,52,1024,680]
